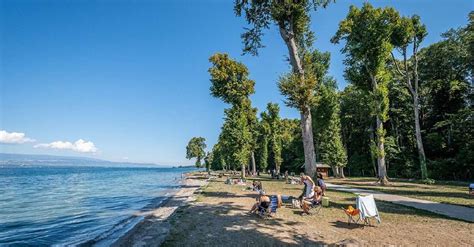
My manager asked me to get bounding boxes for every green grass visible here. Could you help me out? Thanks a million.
[328,177,473,208]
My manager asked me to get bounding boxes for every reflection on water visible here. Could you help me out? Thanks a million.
[0,166,191,246]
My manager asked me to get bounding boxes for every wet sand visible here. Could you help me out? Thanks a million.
[112,175,207,247]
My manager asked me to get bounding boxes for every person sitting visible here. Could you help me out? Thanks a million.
[301,186,323,215]
[249,191,271,214]
[317,173,327,196]
[252,181,263,192]
[298,173,315,200]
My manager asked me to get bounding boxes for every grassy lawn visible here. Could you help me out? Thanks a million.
[162,174,473,246]
[327,177,473,208]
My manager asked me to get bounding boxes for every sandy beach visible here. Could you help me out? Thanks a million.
[112,174,208,247]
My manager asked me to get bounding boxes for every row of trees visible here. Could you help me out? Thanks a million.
[186,2,473,182]
[340,10,473,180]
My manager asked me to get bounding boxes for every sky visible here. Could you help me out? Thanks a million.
[1,0,472,165]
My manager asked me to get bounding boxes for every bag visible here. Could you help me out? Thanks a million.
[291,199,301,208]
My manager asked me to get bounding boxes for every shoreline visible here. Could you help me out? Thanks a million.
[110,173,208,247]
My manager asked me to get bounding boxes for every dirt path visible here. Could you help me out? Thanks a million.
[327,183,474,222]
[112,177,208,247]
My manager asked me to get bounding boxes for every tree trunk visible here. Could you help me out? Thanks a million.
[241,163,246,178]
[369,127,378,177]
[279,25,317,178]
[412,45,429,181]
[376,115,389,185]
[301,106,317,177]
[413,94,428,180]
[331,166,339,178]
[251,151,256,176]
[340,167,345,178]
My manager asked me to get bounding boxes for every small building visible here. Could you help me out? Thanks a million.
[316,163,331,178]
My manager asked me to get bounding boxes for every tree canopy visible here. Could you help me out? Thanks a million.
[186,137,207,168]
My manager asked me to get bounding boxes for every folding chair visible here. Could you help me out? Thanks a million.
[356,194,381,225]
[343,194,381,226]
[343,205,361,224]
[259,195,278,218]
[308,199,323,215]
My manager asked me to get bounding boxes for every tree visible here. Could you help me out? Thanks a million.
[246,104,259,176]
[332,3,399,185]
[209,53,255,104]
[262,103,283,174]
[186,137,206,168]
[204,151,213,172]
[210,142,226,171]
[208,53,257,178]
[234,0,333,178]
[340,86,375,177]
[390,14,430,180]
[280,118,304,173]
[220,101,254,177]
[416,16,473,180]
[312,81,347,177]
[256,111,270,172]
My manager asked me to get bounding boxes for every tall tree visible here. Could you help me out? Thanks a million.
[256,114,270,172]
[186,137,207,168]
[340,86,376,177]
[262,103,283,174]
[208,53,257,178]
[332,3,399,185]
[210,142,226,171]
[312,81,347,177]
[220,101,254,177]
[390,14,430,180]
[417,16,473,180]
[234,0,332,177]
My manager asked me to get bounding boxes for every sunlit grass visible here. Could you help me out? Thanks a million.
[328,177,473,208]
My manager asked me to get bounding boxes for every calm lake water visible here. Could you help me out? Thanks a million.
[0,165,194,246]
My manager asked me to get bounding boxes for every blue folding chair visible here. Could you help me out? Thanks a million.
[259,195,278,218]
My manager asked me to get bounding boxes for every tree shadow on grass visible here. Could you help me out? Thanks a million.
[323,191,466,222]
[330,220,366,229]
[201,191,259,199]
[162,201,336,246]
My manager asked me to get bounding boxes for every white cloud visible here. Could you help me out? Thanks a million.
[35,139,98,153]
[0,130,36,144]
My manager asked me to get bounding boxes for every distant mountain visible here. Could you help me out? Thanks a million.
[0,153,168,168]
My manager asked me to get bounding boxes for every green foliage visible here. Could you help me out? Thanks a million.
[186,137,206,168]
[255,104,304,174]
[280,119,304,173]
[263,103,283,172]
[278,50,330,110]
[417,22,473,180]
[332,3,398,182]
[340,86,375,176]
[234,0,332,56]
[210,143,226,171]
[204,151,212,172]
[312,82,347,169]
[208,53,255,105]
[208,53,258,176]
[220,101,254,170]
[339,12,473,180]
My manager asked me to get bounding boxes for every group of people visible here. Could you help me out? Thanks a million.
[248,172,327,216]
[299,173,326,215]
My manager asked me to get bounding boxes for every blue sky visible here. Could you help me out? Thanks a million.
[1,0,472,165]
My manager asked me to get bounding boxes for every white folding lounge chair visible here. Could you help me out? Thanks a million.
[356,194,381,225]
